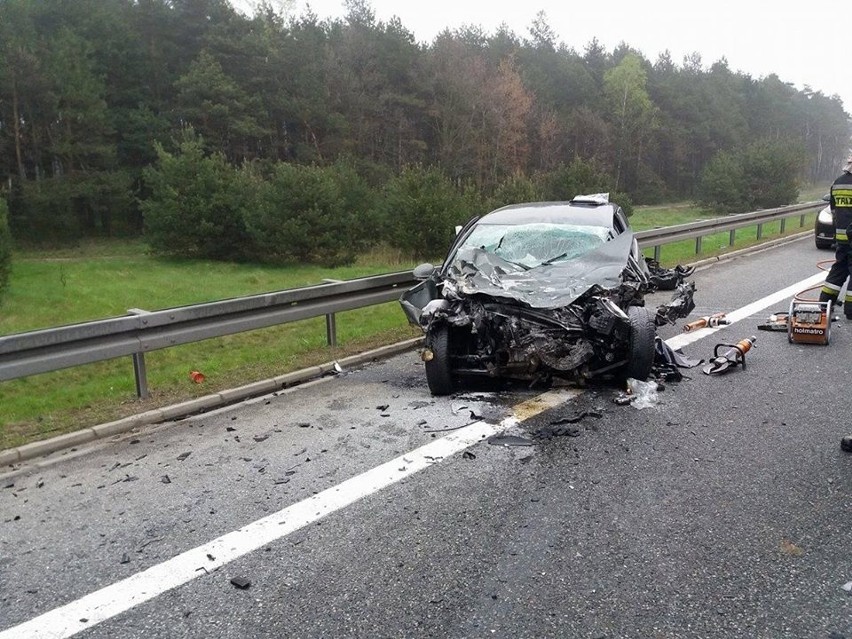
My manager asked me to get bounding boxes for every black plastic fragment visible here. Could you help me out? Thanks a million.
[253,434,269,443]
[841,436,852,453]
[462,451,476,460]
[534,425,582,440]
[550,410,602,425]
[230,576,251,589]
[161,475,171,484]
[120,553,130,564]
[487,434,534,447]
[177,452,192,461]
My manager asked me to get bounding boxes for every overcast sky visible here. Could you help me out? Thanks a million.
[241,0,848,115]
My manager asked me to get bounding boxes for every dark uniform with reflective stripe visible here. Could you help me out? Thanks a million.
[819,168,852,317]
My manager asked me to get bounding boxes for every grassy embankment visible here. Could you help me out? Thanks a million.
[0,196,821,449]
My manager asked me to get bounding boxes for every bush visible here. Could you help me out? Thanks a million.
[697,151,747,213]
[487,174,543,210]
[9,178,81,243]
[245,161,375,267]
[381,166,469,260]
[0,198,12,302]
[141,131,254,260]
[539,158,611,201]
[741,140,802,209]
[698,140,803,213]
[537,158,633,216]
[9,172,135,244]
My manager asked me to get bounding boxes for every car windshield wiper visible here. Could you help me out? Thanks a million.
[498,258,529,271]
[539,252,568,266]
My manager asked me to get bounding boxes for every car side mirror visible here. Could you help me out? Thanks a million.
[413,263,436,280]
[823,194,831,202]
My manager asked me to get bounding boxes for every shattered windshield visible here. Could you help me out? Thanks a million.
[456,222,610,269]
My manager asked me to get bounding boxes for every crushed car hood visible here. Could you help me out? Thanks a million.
[444,230,638,310]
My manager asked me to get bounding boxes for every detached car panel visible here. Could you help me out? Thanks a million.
[400,198,696,395]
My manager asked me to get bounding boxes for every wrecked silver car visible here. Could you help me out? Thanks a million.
[400,196,696,395]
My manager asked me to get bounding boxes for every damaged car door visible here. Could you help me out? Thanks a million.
[400,197,695,395]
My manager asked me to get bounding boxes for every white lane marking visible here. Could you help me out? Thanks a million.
[666,271,825,350]
[0,390,577,639]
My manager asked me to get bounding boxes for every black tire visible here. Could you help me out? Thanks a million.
[622,306,656,381]
[815,237,833,250]
[425,325,454,396]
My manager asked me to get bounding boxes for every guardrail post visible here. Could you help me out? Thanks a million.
[653,245,661,261]
[326,313,337,347]
[780,217,786,233]
[132,353,149,399]
[321,279,343,347]
[729,229,736,246]
[800,214,805,227]
[695,236,702,254]
[127,308,150,399]
[756,223,763,240]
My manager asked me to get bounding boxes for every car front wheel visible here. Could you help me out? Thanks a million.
[622,306,656,381]
[424,325,454,396]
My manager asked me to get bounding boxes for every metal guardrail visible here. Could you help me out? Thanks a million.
[635,201,821,259]
[0,271,417,398]
[0,201,822,397]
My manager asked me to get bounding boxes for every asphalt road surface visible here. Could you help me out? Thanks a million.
[1,235,850,639]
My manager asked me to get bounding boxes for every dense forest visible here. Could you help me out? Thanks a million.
[0,0,849,260]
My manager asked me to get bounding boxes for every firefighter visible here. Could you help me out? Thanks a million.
[819,156,852,318]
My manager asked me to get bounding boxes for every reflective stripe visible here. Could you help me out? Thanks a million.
[832,186,852,208]
[836,231,849,241]
[822,283,841,293]
[845,294,852,303]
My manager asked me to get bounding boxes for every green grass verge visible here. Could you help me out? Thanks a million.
[0,196,822,449]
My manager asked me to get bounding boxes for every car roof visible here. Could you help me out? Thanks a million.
[478,201,620,228]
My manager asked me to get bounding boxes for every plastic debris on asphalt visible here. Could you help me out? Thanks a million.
[230,577,251,589]
[487,434,534,447]
[626,378,659,409]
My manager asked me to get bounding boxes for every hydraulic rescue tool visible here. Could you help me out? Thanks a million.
[787,300,831,345]
[683,312,730,332]
[702,336,757,375]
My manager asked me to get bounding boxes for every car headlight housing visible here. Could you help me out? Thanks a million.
[818,207,833,225]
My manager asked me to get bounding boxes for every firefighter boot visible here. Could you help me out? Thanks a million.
[819,291,839,307]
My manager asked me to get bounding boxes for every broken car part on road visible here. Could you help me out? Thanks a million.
[683,312,730,332]
[400,197,696,395]
[702,336,757,375]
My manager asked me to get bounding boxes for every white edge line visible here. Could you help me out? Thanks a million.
[666,271,825,350]
[0,390,576,639]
